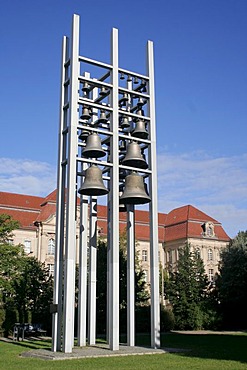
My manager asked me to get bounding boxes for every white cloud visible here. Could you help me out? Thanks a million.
[0,158,56,196]
[157,151,247,237]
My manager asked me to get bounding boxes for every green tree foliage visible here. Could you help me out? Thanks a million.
[0,214,19,243]
[0,215,53,336]
[165,243,210,330]
[13,257,53,327]
[216,231,247,329]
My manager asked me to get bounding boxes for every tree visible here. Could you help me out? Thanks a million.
[216,231,247,329]
[0,214,53,336]
[13,257,53,328]
[165,243,210,330]
[0,214,19,243]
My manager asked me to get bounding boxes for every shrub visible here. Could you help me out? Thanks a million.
[160,306,175,332]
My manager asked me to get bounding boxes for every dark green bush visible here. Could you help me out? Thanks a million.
[160,306,175,332]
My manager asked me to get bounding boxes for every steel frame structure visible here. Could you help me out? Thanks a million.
[52,14,160,353]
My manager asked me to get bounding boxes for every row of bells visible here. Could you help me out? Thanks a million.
[78,165,150,205]
[81,132,148,170]
[80,107,148,139]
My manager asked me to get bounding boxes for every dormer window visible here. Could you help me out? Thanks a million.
[201,222,215,238]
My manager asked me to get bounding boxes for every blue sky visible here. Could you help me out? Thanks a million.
[0,0,246,237]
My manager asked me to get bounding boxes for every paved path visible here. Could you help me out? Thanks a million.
[21,343,185,361]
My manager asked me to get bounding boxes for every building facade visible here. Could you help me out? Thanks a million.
[0,190,230,285]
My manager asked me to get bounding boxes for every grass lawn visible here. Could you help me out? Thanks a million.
[0,331,247,369]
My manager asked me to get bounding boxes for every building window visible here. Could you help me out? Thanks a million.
[142,250,148,262]
[208,269,214,282]
[168,250,172,263]
[195,248,201,258]
[48,238,55,255]
[48,264,54,276]
[24,240,31,254]
[208,248,213,261]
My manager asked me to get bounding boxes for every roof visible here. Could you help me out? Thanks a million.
[0,191,230,243]
[165,205,218,226]
[97,205,166,242]
[0,191,44,229]
[0,191,43,211]
[164,205,230,242]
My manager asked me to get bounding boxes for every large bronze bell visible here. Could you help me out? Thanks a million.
[132,118,148,139]
[78,165,109,196]
[122,142,148,169]
[82,132,105,158]
[120,172,151,205]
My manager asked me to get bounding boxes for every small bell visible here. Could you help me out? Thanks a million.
[135,109,144,119]
[120,116,130,129]
[134,76,139,84]
[79,130,90,141]
[99,86,108,96]
[137,97,145,107]
[82,82,90,93]
[80,106,91,120]
[78,165,109,196]
[97,110,108,124]
[119,139,126,152]
[120,72,125,80]
[119,93,129,106]
[127,75,132,82]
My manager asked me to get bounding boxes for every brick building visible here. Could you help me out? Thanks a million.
[0,190,230,284]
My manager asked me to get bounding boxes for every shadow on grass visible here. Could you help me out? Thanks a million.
[2,332,247,365]
[0,337,51,351]
[160,332,247,364]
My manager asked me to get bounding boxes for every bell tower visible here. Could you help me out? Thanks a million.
[52,14,160,353]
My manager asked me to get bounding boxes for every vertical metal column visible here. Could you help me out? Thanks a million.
[127,204,135,346]
[77,71,91,347]
[52,35,69,352]
[106,194,111,345]
[77,170,88,347]
[62,14,80,353]
[88,197,97,345]
[147,40,160,349]
[109,27,119,351]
